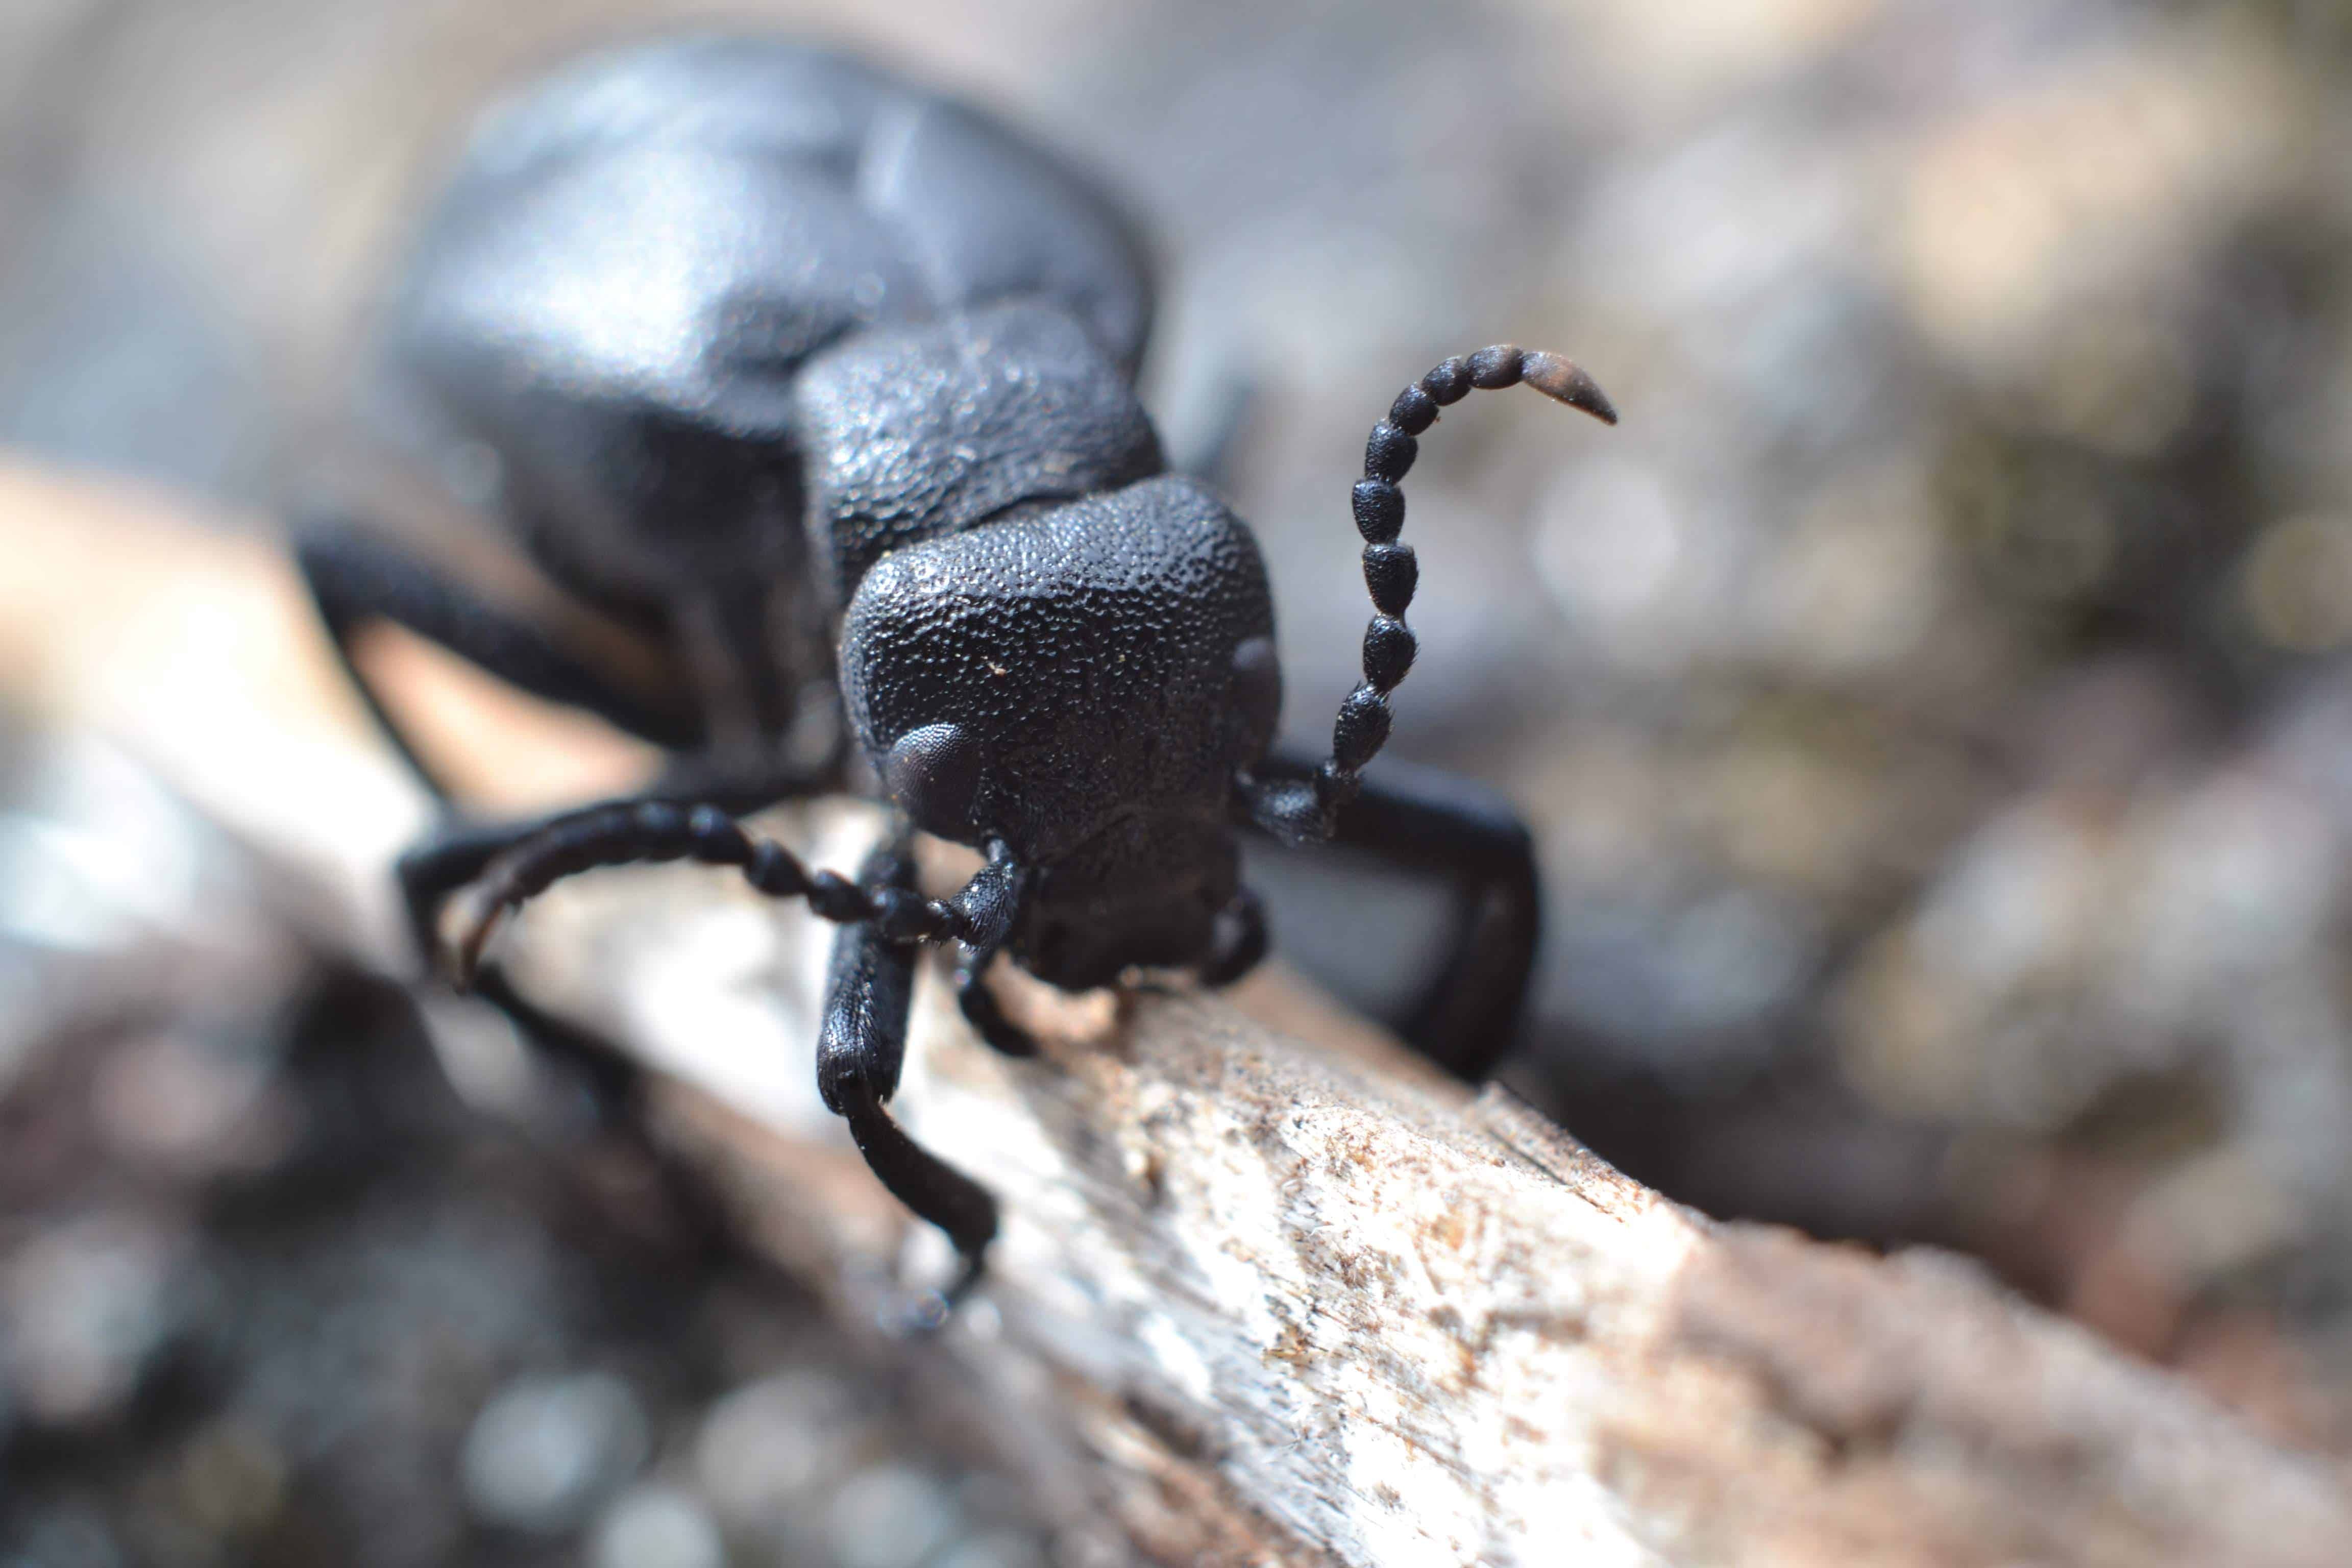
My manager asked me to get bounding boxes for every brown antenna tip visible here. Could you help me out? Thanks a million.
[1518,351,1618,425]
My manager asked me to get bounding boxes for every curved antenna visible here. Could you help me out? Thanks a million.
[1247,345,1615,843]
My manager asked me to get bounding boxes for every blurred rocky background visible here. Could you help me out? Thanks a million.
[6,0,2352,1558]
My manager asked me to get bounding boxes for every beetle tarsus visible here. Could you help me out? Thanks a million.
[954,950,1040,1059]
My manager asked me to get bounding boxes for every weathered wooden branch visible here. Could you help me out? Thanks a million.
[7,463,2349,1565]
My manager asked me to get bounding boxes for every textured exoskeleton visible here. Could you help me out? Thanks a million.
[295,35,1612,1303]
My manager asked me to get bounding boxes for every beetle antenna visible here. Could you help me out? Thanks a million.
[1249,345,1614,843]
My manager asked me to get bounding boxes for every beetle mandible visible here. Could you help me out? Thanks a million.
[295,36,1614,1299]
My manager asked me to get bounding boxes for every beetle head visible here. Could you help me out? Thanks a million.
[840,475,1279,978]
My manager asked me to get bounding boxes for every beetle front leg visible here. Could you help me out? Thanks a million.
[820,841,998,1304]
[396,779,844,972]
[1238,749,1539,1082]
[944,843,1038,1059]
[952,951,1037,1060]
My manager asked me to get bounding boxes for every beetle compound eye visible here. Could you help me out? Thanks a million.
[883,722,986,831]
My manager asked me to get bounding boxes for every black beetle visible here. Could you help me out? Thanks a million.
[295,36,1613,1298]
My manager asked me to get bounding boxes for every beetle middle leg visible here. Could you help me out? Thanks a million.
[297,514,853,961]
[392,791,846,1136]
[440,800,1028,986]
[292,515,705,798]
[391,748,849,969]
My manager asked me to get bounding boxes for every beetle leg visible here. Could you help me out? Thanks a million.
[295,520,468,799]
[445,800,969,986]
[820,840,997,1307]
[399,817,558,966]
[942,844,1038,1058]
[951,948,1036,1059]
[291,516,706,782]
[1237,748,1539,1082]
[394,769,842,970]
[1200,886,1269,989]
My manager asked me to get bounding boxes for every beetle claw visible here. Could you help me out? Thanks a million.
[447,893,510,993]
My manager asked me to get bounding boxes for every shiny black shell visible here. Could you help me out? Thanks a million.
[379,37,1155,621]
